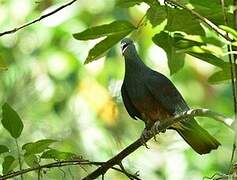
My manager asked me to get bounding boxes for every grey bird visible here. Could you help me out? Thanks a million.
[120,38,220,154]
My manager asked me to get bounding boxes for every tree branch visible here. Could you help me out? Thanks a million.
[83,108,232,179]
[0,0,78,37]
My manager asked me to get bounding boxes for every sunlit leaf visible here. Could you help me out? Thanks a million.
[24,154,39,168]
[73,20,136,40]
[208,68,231,84]
[22,139,57,155]
[2,155,16,174]
[146,4,167,27]
[41,149,76,160]
[1,103,24,139]
[153,31,185,75]
[0,145,9,154]
[173,33,223,48]
[166,8,204,35]
[219,25,237,41]
[173,34,204,50]
[187,52,227,68]
[85,32,131,64]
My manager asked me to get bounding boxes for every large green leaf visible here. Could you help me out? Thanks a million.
[2,155,17,175]
[0,145,9,154]
[41,149,76,160]
[1,103,24,139]
[166,8,204,35]
[146,4,167,27]
[85,32,131,64]
[153,31,185,75]
[73,20,136,40]
[22,139,57,155]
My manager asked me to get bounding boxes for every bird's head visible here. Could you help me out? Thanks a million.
[121,38,136,56]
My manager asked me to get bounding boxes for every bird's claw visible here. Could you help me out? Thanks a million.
[140,129,151,149]
[140,121,161,147]
[151,121,161,141]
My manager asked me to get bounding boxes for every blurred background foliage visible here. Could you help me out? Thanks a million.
[0,0,235,179]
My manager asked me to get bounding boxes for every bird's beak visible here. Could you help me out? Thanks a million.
[121,43,128,55]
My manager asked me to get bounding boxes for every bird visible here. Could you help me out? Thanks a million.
[120,38,220,155]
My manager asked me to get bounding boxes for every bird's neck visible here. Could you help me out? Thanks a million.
[124,51,147,75]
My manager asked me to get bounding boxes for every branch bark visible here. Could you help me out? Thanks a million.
[83,108,232,179]
[0,0,78,37]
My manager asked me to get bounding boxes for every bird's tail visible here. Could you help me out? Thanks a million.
[174,119,221,155]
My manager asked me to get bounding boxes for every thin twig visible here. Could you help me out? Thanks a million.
[83,108,232,179]
[0,160,101,180]
[0,159,138,180]
[0,0,78,37]
[111,166,141,180]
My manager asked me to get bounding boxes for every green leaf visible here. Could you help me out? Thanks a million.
[219,25,237,41]
[73,20,136,40]
[24,154,39,168]
[208,68,231,84]
[153,31,185,75]
[0,145,9,154]
[22,139,57,155]
[172,33,223,49]
[85,32,130,64]
[146,4,167,27]
[2,155,16,174]
[2,103,24,139]
[41,149,76,160]
[166,8,204,35]
[187,51,227,68]
[189,0,233,26]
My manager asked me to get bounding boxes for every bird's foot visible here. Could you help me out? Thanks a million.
[140,129,152,149]
[151,121,161,141]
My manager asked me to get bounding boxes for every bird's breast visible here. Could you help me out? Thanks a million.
[132,95,171,125]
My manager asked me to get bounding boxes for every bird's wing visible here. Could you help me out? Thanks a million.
[145,70,189,115]
[121,83,142,120]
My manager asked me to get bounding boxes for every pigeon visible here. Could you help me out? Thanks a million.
[120,38,220,154]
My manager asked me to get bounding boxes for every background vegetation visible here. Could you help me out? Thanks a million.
[0,0,236,179]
